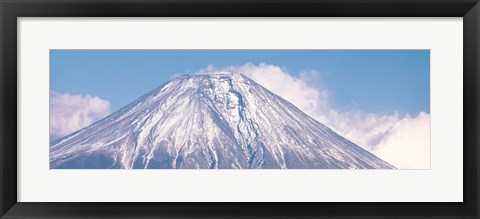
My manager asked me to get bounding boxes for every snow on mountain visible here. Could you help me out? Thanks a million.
[50,72,395,169]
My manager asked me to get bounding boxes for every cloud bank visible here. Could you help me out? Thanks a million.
[50,91,111,141]
[197,63,430,169]
[373,112,431,169]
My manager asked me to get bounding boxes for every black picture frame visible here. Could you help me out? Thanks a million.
[1,0,479,218]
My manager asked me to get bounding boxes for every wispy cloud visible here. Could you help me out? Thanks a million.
[196,63,431,169]
[50,91,111,141]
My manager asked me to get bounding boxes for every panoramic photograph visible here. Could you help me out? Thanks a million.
[49,50,430,169]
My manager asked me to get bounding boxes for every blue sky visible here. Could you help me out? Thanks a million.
[50,50,430,115]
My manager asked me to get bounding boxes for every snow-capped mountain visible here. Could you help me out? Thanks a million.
[50,72,394,169]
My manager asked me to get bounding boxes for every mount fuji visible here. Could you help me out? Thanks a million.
[50,72,394,169]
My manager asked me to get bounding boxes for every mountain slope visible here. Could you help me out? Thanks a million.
[50,72,395,169]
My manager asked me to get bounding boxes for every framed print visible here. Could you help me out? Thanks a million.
[1,0,479,218]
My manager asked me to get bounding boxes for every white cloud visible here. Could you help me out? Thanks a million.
[196,63,431,169]
[373,112,431,169]
[319,109,402,150]
[50,91,111,140]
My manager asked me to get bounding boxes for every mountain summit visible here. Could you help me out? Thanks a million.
[50,72,394,169]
